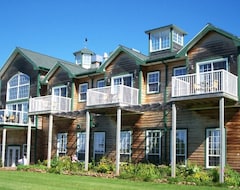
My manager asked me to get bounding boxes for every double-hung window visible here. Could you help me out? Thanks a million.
[120,131,131,161]
[97,79,105,88]
[79,83,88,101]
[206,128,220,168]
[57,133,67,157]
[173,66,187,76]
[147,71,160,94]
[146,130,161,164]
[93,132,105,161]
[76,132,86,161]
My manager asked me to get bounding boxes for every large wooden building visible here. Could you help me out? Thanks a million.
[1,23,240,178]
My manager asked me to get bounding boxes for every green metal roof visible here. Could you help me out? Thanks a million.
[145,24,187,35]
[98,45,148,72]
[73,48,95,56]
[177,23,240,57]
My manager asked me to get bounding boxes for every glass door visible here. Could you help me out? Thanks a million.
[7,146,20,167]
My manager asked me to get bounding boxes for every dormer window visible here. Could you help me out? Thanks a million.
[150,29,170,52]
[82,54,91,69]
[173,30,184,46]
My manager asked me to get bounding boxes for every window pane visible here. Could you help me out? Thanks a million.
[120,131,131,154]
[79,83,88,101]
[147,72,159,93]
[207,129,220,168]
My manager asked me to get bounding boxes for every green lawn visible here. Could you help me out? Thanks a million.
[0,171,229,190]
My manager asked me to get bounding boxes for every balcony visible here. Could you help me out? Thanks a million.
[0,109,29,126]
[172,70,238,103]
[29,95,71,115]
[87,85,139,108]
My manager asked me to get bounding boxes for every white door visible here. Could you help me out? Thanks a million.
[7,146,20,167]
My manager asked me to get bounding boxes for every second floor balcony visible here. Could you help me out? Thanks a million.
[0,109,30,126]
[29,95,71,115]
[172,69,238,102]
[87,85,139,108]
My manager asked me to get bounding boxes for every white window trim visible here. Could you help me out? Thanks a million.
[146,130,161,158]
[77,132,86,154]
[176,129,187,165]
[57,133,67,156]
[7,73,30,101]
[150,29,170,52]
[97,79,105,88]
[111,74,133,87]
[147,71,160,94]
[120,131,132,155]
[79,83,88,102]
[206,128,220,168]
[173,66,187,76]
[52,85,68,97]
[196,58,228,73]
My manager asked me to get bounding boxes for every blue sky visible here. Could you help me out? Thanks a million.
[0,0,239,66]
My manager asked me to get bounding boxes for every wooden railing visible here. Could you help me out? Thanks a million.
[172,70,238,99]
[87,85,139,107]
[29,95,71,114]
[0,109,29,125]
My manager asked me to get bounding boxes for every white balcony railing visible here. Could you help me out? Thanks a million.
[172,70,238,99]
[29,95,71,114]
[0,109,29,125]
[87,85,139,107]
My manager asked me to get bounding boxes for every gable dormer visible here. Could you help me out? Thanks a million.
[145,24,187,56]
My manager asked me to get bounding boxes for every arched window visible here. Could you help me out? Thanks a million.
[7,73,30,101]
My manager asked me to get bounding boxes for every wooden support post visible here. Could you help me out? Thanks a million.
[26,116,32,165]
[171,102,176,178]
[85,110,90,171]
[1,128,6,167]
[116,108,121,176]
[47,114,53,168]
[219,97,225,183]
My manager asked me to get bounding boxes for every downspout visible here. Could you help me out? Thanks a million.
[237,46,240,101]
[138,68,143,104]
[71,80,75,111]
[34,73,41,163]
[163,61,168,163]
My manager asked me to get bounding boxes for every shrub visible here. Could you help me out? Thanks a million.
[95,157,114,174]
[224,166,240,186]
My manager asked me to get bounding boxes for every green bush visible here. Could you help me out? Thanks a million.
[95,157,114,173]
[224,166,240,186]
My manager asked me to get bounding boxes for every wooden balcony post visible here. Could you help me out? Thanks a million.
[47,114,53,168]
[219,97,225,183]
[116,107,121,176]
[171,102,176,178]
[84,110,90,171]
[26,117,32,165]
[1,128,6,167]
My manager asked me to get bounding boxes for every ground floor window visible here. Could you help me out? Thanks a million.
[120,131,131,162]
[206,128,220,168]
[176,129,187,165]
[146,130,161,164]
[22,144,27,158]
[93,132,105,161]
[57,133,67,157]
[76,132,86,161]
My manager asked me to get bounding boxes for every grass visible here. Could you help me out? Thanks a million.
[0,171,230,190]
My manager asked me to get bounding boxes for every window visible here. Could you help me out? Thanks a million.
[206,128,220,168]
[97,80,105,88]
[6,102,29,124]
[150,30,170,52]
[82,54,91,69]
[147,71,160,93]
[57,133,67,156]
[22,144,27,158]
[7,73,30,101]
[93,132,105,161]
[146,130,161,164]
[173,30,184,46]
[52,85,67,97]
[120,131,131,154]
[79,83,88,101]
[112,74,133,87]
[197,58,228,73]
[76,132,86,161]
[173,66,187,76]
[176,129,187,165]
